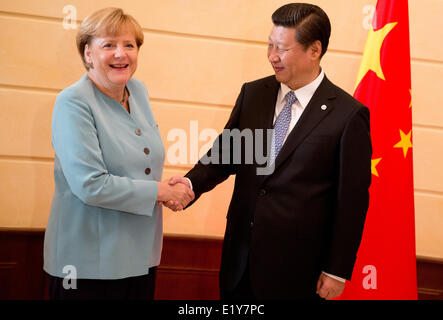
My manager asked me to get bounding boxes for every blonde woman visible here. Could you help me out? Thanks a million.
[44,8,194,299]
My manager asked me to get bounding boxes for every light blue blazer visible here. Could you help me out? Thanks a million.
[44,74,165,279]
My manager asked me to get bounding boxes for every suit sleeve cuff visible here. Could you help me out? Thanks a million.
[322,271,346,283]
[184,177,193,190]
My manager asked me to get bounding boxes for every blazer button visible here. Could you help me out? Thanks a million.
[250,221,254,228]
[259,189,266,196]
[135,129,142,136]
[145,168,151,175]
[144,147,150,155]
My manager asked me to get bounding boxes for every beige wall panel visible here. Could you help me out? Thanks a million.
[151,102,231,168]
[0,159,54,228]
[0,89,55,158]
[321,52,362,94]
[413,128,443,193]
[1,0,442,259]
[409,0,443,63]
[1,15,369,107]
[0,88,231,161]
[4,33,442,142]
[3,0,441,62]
[3,156,442,253]
[9,51,443,175]
[136,33,270,106]
[162,168,231,237]
[0,17,83,90]
[6,14,440,122]
[411,61,443,128]
[3,156,443,250]
[0,160,231,236]
[325,54,443,130]
[414,193,443,259]
[0,0,369,46]
[5,155,442,247]
[0,16,271,105]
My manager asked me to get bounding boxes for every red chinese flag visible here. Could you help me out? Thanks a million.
[339,0,417,299]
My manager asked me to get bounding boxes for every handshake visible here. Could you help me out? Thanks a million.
[157,177,194,211]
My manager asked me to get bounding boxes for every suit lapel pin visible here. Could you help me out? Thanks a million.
[321,105,327,111]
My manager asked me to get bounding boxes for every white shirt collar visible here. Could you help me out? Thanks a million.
[278,68,325,109]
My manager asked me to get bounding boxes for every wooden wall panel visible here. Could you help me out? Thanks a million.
[417,256,443,300]
[155,235,223,299]
[0,229,47,299]
[0,262,17,299]
[0,229,442,300]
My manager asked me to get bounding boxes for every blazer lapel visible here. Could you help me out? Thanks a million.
[254,77,280,172]
[262,76,337,182]
[257,76,280,130]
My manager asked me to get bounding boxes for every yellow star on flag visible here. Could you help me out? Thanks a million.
[371,158,382,177]
[394,129,412,158]
[355,22,398,90]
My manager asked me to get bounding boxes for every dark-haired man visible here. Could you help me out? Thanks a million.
[168,3,372,300]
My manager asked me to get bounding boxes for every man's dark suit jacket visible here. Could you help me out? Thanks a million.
[185,75,372,299]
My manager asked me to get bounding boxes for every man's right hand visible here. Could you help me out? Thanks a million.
[157,179,194,211]
[164,176,193,211]
[168,176,191,189]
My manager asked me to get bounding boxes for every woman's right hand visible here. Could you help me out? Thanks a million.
[157,181,194,211]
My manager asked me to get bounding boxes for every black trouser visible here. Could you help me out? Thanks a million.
[221,261,256,300]
[46,267,157,300]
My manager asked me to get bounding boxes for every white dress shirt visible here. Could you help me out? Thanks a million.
[273,68,325,141]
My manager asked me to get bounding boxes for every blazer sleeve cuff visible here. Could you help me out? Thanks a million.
[322,271,346,283]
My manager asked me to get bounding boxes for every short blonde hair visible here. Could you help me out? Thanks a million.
[76,7,144,70]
